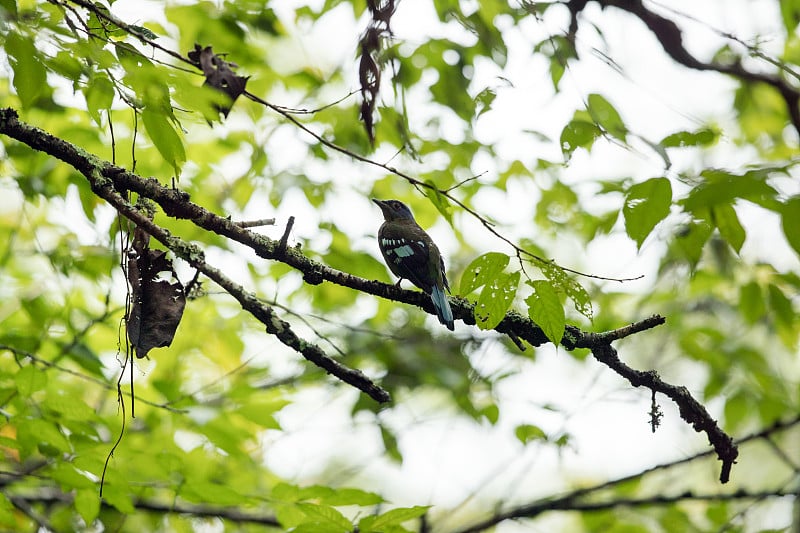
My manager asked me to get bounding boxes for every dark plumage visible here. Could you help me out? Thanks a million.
[373,198,454,330]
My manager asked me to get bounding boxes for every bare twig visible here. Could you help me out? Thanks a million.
[277,215,295,255]
[235,218,276,228]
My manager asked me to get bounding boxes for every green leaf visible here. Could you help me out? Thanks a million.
[182,481,244,506]
[295,503,351,530]
[475,87,496,118]
[359,506,430,531]
[767,283,796,347]
[272,482,300,502]
[682,168,779,212]
[50,463,94,490]
[623,177,672,249]
[781,0,800,34]
[475,271,520,330]
[587,93,627,140]
[423,180,453,225]
[236,396,289,429]
[711,203,745,253]
[459,252,510,295]
[380,424,402,462]
[0,0,17,17]
[15,365,47,396]
[322,488,383,506]
[64,342,105,377]
[670,221,713,270]
[100,481,136,514]
[739,281,765,324]
[767,284,794,327]
[75,489,100,525]
[560,119,601,160]
[141,106,186,176]
[0,492,14,527]
[274,502,306,528]
[515,423,547,445]
[538,261,593,320]
[84,75,115,126]
[291,523,351,533]
[534,35,576,89]
[659,127,719,148]
[724,391,751,432]
[5,32,47,108]
[17,418,70,456]
[525,280,565,345]
[130,25,159,40]
[290,485,384,506]
[781,196,800,259]
[481,403,499,424]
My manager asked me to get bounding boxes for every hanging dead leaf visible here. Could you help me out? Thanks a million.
[127,226,186,359]
[188,44,249,118]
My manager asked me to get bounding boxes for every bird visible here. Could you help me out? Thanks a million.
[373,198,454,330]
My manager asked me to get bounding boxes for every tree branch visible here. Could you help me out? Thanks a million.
[0,108,389,404]
[584,342,736,483]
[0,108,736,479]
[564,315,737,483]
[593,0,800,136]
[57,0,635,285]
[1,488,282,527]
[454,489,796,533]
[453,414,800,533]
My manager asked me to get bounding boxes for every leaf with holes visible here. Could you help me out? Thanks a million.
[526,280,565,345]
[460,252,510,295]
[475,271,519,330]
[539,261,593,320]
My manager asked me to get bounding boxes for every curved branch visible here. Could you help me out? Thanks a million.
[593,0,800,135]
[0,108,389,404]
[563,316,737,483]
[453,415,800,533]
[583,342,737,483]
[454,490,795,533]
[1,488,281,527]
[54,0,633,285]
[0,108,735,478]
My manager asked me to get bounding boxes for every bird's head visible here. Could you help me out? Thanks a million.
[372,199,416,222]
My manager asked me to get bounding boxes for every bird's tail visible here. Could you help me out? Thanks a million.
[430,284,454,330]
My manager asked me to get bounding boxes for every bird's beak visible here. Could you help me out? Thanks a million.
[372,198,388,213]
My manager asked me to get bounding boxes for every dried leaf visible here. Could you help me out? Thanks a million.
[127,226,186,359]
[188,44,249,118]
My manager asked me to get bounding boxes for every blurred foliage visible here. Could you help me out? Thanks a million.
[0,0,799,531]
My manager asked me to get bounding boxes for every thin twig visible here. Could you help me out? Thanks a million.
[235,218,276,228]
[277,215,295,255]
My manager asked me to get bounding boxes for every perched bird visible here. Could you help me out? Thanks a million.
[373,199,454,330]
